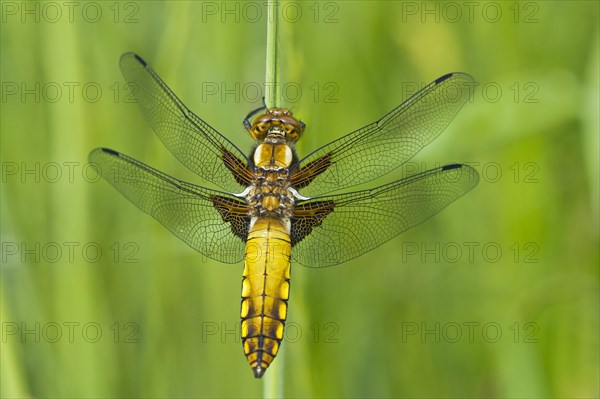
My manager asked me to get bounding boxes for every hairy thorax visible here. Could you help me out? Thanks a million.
[247,136,295,221]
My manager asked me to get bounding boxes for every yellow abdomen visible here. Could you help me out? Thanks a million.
[241,217,291,378]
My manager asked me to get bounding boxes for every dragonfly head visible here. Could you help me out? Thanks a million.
[246,107,305,142]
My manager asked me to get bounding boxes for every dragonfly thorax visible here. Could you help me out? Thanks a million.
[248,139,295,221]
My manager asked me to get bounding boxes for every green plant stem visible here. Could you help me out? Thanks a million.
[263,347,284,398]
[265,0,281,108]
[263,1,284,397]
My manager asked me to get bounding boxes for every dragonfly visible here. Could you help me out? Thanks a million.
[90,52,479,379]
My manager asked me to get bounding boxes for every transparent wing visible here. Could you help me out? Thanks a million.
[89,148,248,264]
[293,73,475,196]
[291,164,479,267]
[120,52,253,192]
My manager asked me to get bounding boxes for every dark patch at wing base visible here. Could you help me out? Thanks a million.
[290,164,479,267]
[221,147,254,187]
[119,52,251,193]
[89,147,247,264]
[211,195,250,241]
[290,200,335,246]
[293,73,476,196]
[291,153,333,190]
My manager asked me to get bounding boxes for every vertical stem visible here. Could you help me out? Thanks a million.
[263,347,284,398]
[263,1,284,398]
[265,0,281,108]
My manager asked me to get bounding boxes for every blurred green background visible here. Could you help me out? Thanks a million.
[1,1,598,398]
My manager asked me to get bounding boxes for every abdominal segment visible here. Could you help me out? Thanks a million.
[241,217,291,378]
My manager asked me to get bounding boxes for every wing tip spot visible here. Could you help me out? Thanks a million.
[442,163,462,171]
[100,148,120,156]
[435,73,455,84]
[132,53,147,66]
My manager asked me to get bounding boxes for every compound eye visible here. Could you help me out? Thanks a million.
[286,127,299,140]
[249,123,269,140]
